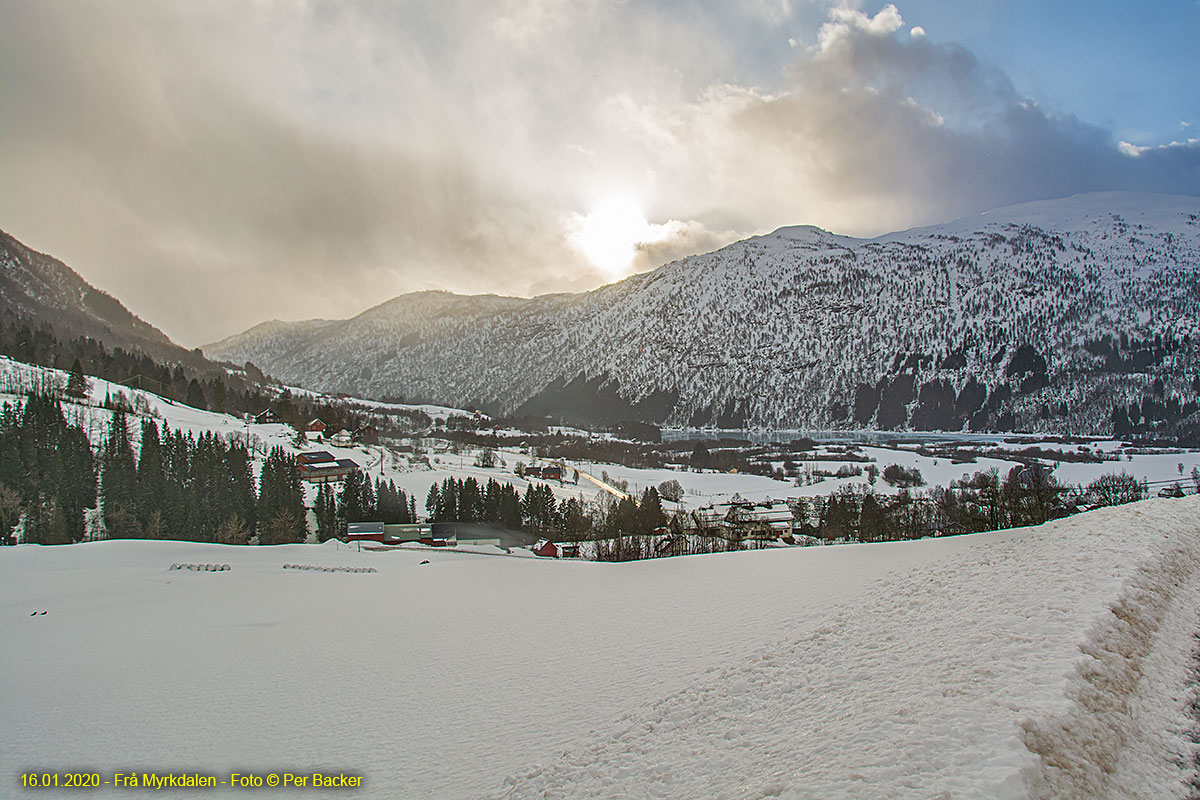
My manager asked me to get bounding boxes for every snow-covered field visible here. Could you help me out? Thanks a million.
[3,497,1198,799]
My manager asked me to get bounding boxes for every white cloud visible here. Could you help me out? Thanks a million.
[819,3,904,52]
[747,0,794,27]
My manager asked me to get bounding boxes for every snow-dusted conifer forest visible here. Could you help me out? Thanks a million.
[207,192,1200,436]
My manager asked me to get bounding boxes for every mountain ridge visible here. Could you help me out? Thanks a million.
[127,193,1200,434]
[0,229,212,369]
[205,191,1200,434]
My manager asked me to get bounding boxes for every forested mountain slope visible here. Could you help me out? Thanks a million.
[206,192,1200,435]
[0,230,208,369]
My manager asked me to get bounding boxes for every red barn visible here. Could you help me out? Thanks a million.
[533,540,580,558]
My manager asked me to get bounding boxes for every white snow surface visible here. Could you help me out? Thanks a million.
[3,498,1199,799]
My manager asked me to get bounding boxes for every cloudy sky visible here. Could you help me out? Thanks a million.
[2,0,1198,346]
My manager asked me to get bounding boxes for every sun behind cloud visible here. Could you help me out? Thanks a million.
[566,194,731,282]
[567,195,652,281]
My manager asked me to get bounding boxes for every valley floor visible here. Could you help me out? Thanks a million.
[2,498,1199,799]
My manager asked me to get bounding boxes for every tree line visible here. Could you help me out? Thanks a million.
[98,410,310,544]
[421,476,592,535]
[312,471,418,543]
[1,393,312,545]
[0,394,95,544]
[417,476,670,545]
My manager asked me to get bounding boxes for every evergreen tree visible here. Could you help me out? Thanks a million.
[226,442,257,535]
[185,378,207,410]
[439,478,458,522]
[459,478,482,522]
[637,487,666,533]
[0,395,96,542]
[315,483,340,542]
[136,419,164,532]
[26,496,72,545]
[482,479,502,523]
[258,447,305,544]
[0,483,20,542]
[101,411,139,538]
[375,479,413,524]
[361,476,376,520]
[67,358,88,398]
[521,484,558,531]
[607,496,640,535]
[497,483,522,530]
[211,378,227,414]
[340,470,367,523]
[561,496,590,540]
[425,484,440,519]
[859,491,889,542]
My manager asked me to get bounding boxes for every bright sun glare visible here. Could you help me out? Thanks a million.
[569,196,656,281]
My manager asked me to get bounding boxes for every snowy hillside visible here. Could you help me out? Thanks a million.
[5,354,1198,531]
[0,230,205,368]
[205,191,1200,435]
[3,498,1198,799]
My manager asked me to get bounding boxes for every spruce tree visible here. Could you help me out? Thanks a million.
[361,476,376,520]
[67,358,88,398]
[425,483,440,520]
[637,487,666,533]
[211,378,227,414]
[315,483,340,542]
[101,411,139,538]
[257,447,305,544]
[185,378,207,410]
[340,469,365,523]
[136,420,164,532]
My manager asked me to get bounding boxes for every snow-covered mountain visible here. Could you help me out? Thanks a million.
[0,229,207,368]
[206,192,1200,434]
